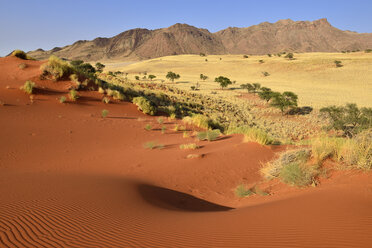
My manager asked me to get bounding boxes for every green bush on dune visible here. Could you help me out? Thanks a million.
[132,96,157,115]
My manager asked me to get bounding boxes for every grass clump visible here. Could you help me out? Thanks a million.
[102,97,110,104]
[40,55,74,81]
[179,143,199,150]
[161,126,166,134]
[18,63,27,69]
[101,109,109,118]
[235,185,254,197]
[59,96,66,103]
[144,124,152,131]
[143,141,164,150]
[182,114,210,129]
[196,129,221,141]
[279,162,317,187]
[132,96,157,115]
[21,80,35,94]
[157,117,164,124]
[69,89,79,101]
[227,125,274,145]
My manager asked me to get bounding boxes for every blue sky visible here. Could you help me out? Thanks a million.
[0,0,371,56]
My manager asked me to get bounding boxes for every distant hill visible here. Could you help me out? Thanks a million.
[27,19,372,61]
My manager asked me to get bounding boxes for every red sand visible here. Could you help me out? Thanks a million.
[1,57,372,247]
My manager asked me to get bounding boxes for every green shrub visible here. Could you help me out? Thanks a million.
[143,141,164,150]
[196,129,221,141]
[334,60,343,67]
[166,71,180,82]
[183,114,211,129]
[21,80,35,94]
[132,96,157,115]
[59,96,66,103]
[157,117,164,124]
[102,97,110,104]
[279,162,317,187]
[243,55,249,58]
[11,50,32,60]
[227,125,274,145]
[259,59,264,64]
[262,71,270,77]
[161,125,166,134]
[285,53,294,59]
[40,55,74,81]
[235,185,254,197]
[270,91,298,115]
[101,109,109,118]
[145,124,152,131]
[69,89,79,101]
[215,76,232,89]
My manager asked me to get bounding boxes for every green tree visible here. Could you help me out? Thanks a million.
[241,83,255,93]
[270,91,298,115]
[258,87,274,102]
[215,76,232,90]
[320,103,372,137]
[148,74,156,81]
[200,74,208,81]
[166,71,180,82]
[252,83,261,93]
[135,76,140,80]
[95,62,105,72]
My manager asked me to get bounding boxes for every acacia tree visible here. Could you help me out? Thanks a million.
[166,71,180,82]
[241,83,255,93]
[215,76,232,90]
[270,91,298,115]
[320,103,372,137]
[200,74,208,81]
[148,75,156,81]
[258,87,274,102]
[95,62,105,73]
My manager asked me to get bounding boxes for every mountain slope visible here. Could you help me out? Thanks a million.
[27,19,372,61]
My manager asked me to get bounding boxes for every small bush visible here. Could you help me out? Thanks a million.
[259,60,264,64]
[21,80,35,94]
[69,89,79,101]
[183,131,189,138]
[334,60,343,67]
[40,56,74,81]
[98,87,105,94]
[102,97,110,104]
[18,63,27,69]
[11,50,32,60]
[243,55,249,58]
[157,117,164,124]
[183,114,210,129]
[101,109,109,118]
[180,143,199,150]
[285,53,294,59]
[196,129,221,141]
[132,96,157,115]
[279,162,317,187]
[143,141,164,150]
[262,71,270,77]
[235,185,254,197]
[161,126,166,134]
[59,96,66,103]
[145,124,152,131]
[242,127,273,145]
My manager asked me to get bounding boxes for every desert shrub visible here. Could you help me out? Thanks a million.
[95,62,105,73]
[69,74,80,88]
[262,71,270,77]
[180,143,199,150]
[59,96,66,103]
[261,148,311,180]
[259,59,264,64]
[112,90,125,101]
[132,96,157,115]
[310,136,346,164]
[241,83,254,93]
[243,55,249,58]
[70,60,96,77]
[200,53,206,57]
[235,185,254,197]
[18,63,27,69]
[40,55,74,81]
[279,162,317,187]
[196,129,221,141]
[365,49,372,53]
[143,141,164,150]
[148,75,156,81]
[157,117,164,124]
[183,114,209,129]
[161,126,166,134]
[320,103,372,137]
[11,50,33,60]
[145,124,152,131]
[200,74,208,81]
[21,80,35,94]
[101,109,109,118]
[102,97,110,104]
[285,53,294,59]
[227,125,274,145]
[215,76,232,89]
[98,87,105,94]
[267,54,272,57]
[69,89,79,101]
[270,91,298,115]
[166,71,180,82]
[334,60,343,67]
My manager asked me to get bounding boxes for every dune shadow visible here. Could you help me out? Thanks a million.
[137,184,233,212]
[108,116,137,119]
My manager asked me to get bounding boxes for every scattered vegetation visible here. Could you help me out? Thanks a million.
[143,141,164,150]
[235,185,254,197]
[132,96,157,115]
[11,50,33,60]
[157,117,164,124]
[59,96,66,103]
[102,97,110,104]
[21,80,35,94]
[227,125,274,145]
[101,109,109,118]
[200,74,208,81]
[145,124,152,131]
[262,71,270,77]
[69,89,79,101]
[334,60,343,67]
[95,62,105,73]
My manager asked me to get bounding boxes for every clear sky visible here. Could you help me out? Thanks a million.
[0,0,371,56]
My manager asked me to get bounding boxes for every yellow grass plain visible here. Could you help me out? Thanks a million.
[104,52,372,108]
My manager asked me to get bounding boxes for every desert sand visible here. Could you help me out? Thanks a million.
[1,56,372,247]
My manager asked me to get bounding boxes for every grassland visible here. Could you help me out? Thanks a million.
[104,52,372,108]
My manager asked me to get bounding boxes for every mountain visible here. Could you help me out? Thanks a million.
[27,19,372,61]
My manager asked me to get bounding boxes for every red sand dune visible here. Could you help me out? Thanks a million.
[0,57,372,247]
